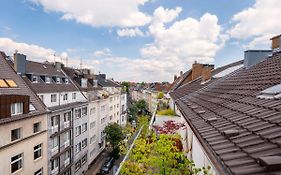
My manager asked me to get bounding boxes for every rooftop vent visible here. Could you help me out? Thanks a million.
[206,117,218,122]
[258,156,281,171]
[222,129,240,138]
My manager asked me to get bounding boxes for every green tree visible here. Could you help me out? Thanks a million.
[104,123,124,158]
[121,81,130,94]
[157,91,164,99]
[135,100,147,114]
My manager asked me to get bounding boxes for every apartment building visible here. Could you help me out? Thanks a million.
[12,53,88,175]
[120,92,127,127]
[0,52,48,175]
[96,74,123,125]
[62,68,110,165]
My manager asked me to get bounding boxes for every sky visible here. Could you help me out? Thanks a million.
[0,0,280,82]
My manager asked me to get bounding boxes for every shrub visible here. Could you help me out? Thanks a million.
[157,108,176,116]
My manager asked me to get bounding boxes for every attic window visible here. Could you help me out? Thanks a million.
[0,79,18,88]
[29,104,36,111]
[56,77,61,84]
[65,78,69,84]
[0,79,9,87]
[45,77,51,83]
[257,84,281,99]
[32,75,38,83]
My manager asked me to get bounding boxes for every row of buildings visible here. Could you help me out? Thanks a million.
[168,35,281,174]
[0,51,127,175]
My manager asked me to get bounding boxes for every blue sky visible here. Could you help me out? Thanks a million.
[0,0,280,82]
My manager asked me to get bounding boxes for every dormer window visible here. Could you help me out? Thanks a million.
[32,75,38,83]
[45,77,51,83]
[65,78,69,84]
[11,103,23,116]
[257,84,281,99]
[56,77,61,84]
[81,78,87,88]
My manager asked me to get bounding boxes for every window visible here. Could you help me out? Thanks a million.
[75,126,81,136]
[75,160,81,172]
[82,123,87,133]
[51,94,57,103]
[64,111,71,122]
[34,168,43,175]
[90,135,96,144]
[110,106,113,111]
[45,77,51,83]
[82,139,87,149]
[110,97,113,102]
[65,78,69,84]
[11,153,23,173]
[64,131,70,143]
[82,107,87,116]
[30,103,36,111]
[90,107,96,115]
[64,150,70,161]
[51,158,59,171]
[63,93,68,101]
[0,79,8,87]
[122,105,125,112]
[11,103,23,116]
[72,93,76,100]
[34,144,42,160]
[56,77,61,84]
[6,79,17,87]
[81,154,87,165]
[33,122,41,133]
[122,116,125,122]
[75,143,82,153]
[90,121,96,129]
[110,115,113,120]
[75,109,81,119]
[101,117,106,124]
[51,115,59,127]
[81,78,87,88]
[51,137,58,149]
[11,128,21,141]
[32,76,38,83]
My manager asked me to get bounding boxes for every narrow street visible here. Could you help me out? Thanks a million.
[85,127,140,175]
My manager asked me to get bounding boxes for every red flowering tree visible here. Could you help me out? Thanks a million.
[153,120,185,134]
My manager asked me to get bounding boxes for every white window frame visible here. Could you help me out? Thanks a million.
[51,94,57,103]
[11,128,21,141]
[11,153,23,173]
[34,143,42,160]
[11,103,23,116]
[72,92,76,100]
[34,168,43,175]
[33,122,41,133]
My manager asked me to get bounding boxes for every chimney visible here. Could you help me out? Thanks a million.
[14,52,26,74]
[202,65,214,82]
[244,50,271,68]
[55,62,64,70]
[174,75,177,81]
[99,74,106,79]
[192,61,203,80]
[271,34,281,52]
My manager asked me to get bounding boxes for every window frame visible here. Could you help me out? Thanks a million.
[11,153,23,173]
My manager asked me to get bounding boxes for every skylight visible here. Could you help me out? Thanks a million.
[0,79,18,88]
[257,84,281,99]
[0,79,9,87]
[6,79,17,87]
[213,64,243,78]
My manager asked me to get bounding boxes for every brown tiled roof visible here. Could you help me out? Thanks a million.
[170,60,243,101]
[0,52,46,124]
[176,53,281,174]
[24,61,78,93]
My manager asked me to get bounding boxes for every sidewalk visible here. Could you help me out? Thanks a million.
[85,150,110,175]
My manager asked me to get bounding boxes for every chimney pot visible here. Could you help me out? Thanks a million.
[180,71,183,77]
[174,75,177,81]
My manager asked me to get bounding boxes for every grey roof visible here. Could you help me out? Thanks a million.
[0,52,46,124]
[96,74,120,87]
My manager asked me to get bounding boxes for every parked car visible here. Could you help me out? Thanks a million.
[100,157,115,174]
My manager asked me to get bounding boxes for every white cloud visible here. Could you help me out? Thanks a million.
[152,6,182,23]
[229,0,281,48]
[140,9,223,77]
[0,37,100,69]
[29,0,151,27]
[117,28,146,37]
[93,48,111,57]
